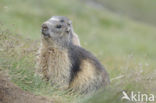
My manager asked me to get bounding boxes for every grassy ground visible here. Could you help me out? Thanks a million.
[0,0,156,103]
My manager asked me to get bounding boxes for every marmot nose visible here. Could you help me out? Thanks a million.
[42,24,48,31]
[42,23,49,36]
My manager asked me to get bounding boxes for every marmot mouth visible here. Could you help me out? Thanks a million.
[42,29,50,37]
[41,23,50,37]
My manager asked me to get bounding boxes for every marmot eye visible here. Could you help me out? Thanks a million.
[56,25,62,29]
[60,19,64,22]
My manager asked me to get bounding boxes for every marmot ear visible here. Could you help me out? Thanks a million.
[66,20,72,33]
[67,20,72,26]
[66,27,71,34]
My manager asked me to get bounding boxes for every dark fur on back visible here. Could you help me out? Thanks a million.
[68,43,109,85]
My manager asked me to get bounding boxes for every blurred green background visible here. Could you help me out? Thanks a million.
[0,0,156,103]
[96,0,156,26]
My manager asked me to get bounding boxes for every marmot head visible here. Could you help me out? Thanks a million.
[41,16,73,47]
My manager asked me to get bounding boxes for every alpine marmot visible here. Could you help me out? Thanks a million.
[36,16,110,94]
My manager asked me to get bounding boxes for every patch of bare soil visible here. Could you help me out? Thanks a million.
[0,72,53,103]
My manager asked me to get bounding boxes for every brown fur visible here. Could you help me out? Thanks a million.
[69,59,96,92]
[36,39,71,88]
[69,59,108,93]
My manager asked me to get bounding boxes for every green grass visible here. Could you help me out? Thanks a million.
[0,0,156,103]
